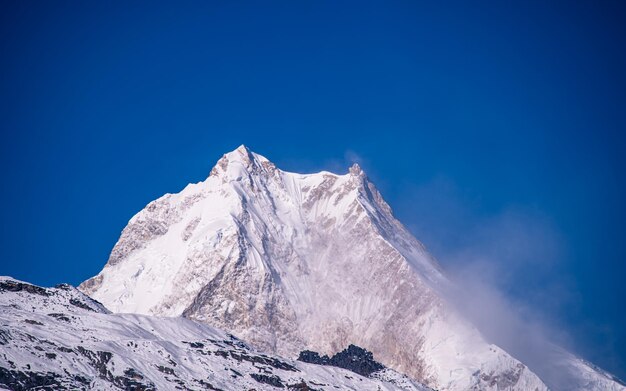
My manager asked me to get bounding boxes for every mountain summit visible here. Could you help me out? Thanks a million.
[80,146,624,391]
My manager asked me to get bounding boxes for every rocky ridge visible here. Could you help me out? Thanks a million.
[0,276,430,390]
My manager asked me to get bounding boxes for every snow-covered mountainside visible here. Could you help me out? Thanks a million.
[80,145,625,391]
[0,276,431,390]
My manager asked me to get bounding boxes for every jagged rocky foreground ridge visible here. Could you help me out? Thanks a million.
[0,277,431,390]
[80,145,625,391]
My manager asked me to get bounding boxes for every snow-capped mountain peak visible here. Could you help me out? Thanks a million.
[348,162,364,176]
[210,144,275,179]
[79,146,625,391]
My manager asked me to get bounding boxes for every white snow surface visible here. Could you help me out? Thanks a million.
[0,276,431,390]
[79,145,625,391]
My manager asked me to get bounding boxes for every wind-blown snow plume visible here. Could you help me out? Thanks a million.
[393,176,625,388]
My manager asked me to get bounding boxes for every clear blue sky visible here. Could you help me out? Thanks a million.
[1,0,624,379]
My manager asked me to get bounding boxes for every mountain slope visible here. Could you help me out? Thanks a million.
[80,145,624,391]
[0,276,431,390]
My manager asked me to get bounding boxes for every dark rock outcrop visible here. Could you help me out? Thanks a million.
[0,281,49,296]
[298,344,384,377]
[250,373,285,388]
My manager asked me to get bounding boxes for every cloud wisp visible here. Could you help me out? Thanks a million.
[391,176,611,387]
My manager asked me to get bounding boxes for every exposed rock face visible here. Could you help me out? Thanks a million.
[298,344,385,377]
[80,145,624,391]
